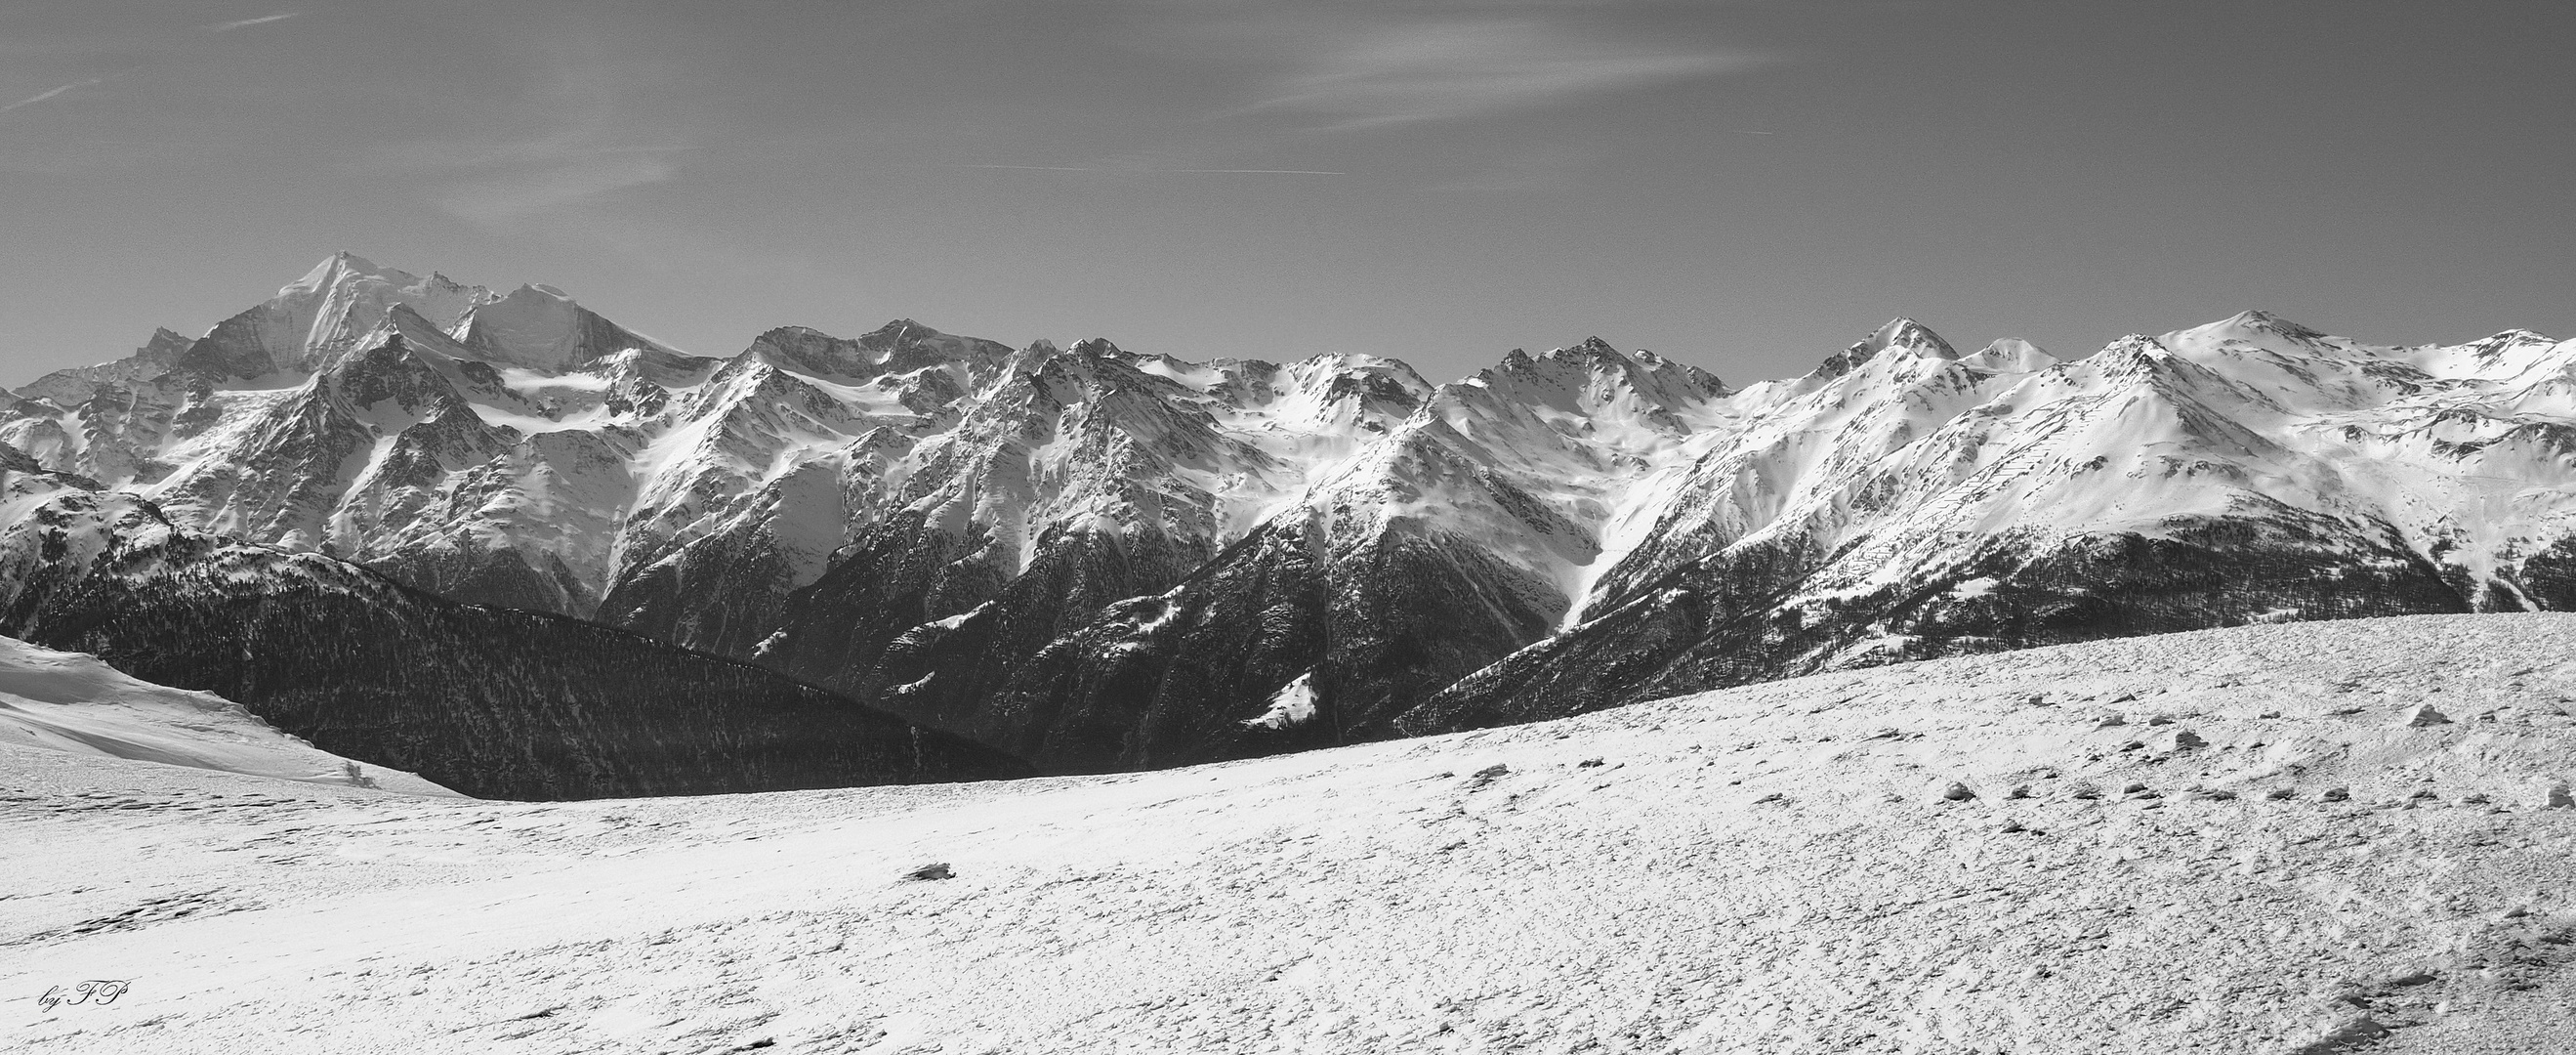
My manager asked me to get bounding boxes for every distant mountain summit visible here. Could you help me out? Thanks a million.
[8,253,2573,777]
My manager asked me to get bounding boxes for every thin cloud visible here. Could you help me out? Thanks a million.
[366,39,699,235]
[1134,5,1768,135]
[1,12,295,120]
[0,78,102,114]
[961,164,1346,175]
[1249,18,1761,131]
[208,13,300,32]
[439,155,676,229]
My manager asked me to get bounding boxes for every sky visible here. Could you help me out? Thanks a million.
[2,0,2571,387]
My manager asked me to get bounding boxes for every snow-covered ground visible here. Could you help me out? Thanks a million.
[7,613,2576,1053]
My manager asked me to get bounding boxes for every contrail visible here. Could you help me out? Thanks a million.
[962,164,1347,175]
[0,79,101,114]
[209,12,299,32]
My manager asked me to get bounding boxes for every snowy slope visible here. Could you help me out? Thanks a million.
[0,636,456,795]
[6,613,2575,1053]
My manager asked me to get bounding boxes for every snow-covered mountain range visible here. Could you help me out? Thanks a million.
[9,253,2573,776]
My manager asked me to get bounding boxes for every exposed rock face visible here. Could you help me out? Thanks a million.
[0,468,1028,800]
[14,257,2576,775]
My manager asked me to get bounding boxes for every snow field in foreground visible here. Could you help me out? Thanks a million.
[6,612,2576,1054]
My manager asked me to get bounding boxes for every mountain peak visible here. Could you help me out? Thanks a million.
[140,327,192,360]
[1866,317,1955,357]
[1468,336,1728,411]
[1960,337,2057,373]
[381,302,436,329]
[856,319,955,355]
[2205,310,2328,343]
[2475,328,2555,345]
[286,250,399,292]
[1811,317,1956,379]
[503,282,574,303]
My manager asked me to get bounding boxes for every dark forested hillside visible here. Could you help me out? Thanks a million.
[0,487,1029,799]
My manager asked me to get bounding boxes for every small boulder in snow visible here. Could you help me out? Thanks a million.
[2405,703,2452,728]
[2294,1015,2389,1053]
[1937,781,1975,802]
[899,863,953,882]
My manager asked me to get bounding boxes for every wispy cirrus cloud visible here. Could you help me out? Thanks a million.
[434,149,683,230]
[367,38,696,235]
[0,77,103,115]
[1,10,295,124]
[206,13,300,33]
[959,163,1347,175]
[1127,3,1766,135]
[1049,3,1768,187]
[1247,17,1762,131]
